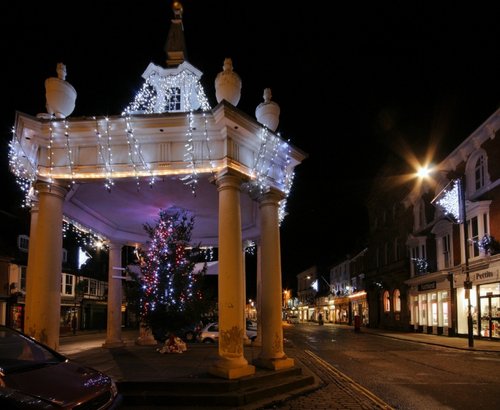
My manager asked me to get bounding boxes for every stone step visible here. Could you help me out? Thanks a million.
[118,366,316,407]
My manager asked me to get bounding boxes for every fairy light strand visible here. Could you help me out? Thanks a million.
[95,117,114,192]
[8,62,296,222]
[64,120,76,187]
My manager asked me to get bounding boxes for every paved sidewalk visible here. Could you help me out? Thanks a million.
[59,325,500,409]
[331,323,500,353]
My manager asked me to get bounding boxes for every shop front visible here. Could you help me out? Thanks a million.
[455,268,500,339]
[349,291,369,326]
[333,296,350,324]
[406,271,453,335]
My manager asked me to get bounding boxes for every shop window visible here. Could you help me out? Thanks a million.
[383,290,390,312]
[440,291,449,327]
[393,289,401,312]
[419,294,427,325]
[17,235,29,252]
[431,293,438,326]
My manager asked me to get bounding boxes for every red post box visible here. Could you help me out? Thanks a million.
[354,315,361,332]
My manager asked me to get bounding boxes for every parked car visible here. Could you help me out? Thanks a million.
[198,322,257,343]
[287,315,299,324]
[0,325,122,409]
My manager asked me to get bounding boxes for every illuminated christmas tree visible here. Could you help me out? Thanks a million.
[139,208,213,338]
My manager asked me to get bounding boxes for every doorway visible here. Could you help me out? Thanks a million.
[479,293,500,338]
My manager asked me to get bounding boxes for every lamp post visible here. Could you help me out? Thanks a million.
[431,175,474,347]
[458,178,474,348]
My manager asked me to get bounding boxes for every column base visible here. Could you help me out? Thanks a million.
[253,356,295,371]
[102,340,125,348]
[209,363,256,379]
[209,355,255,379]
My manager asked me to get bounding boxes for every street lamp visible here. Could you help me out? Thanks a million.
[432,176,474,347]
[282,290,289,308]
[458,178,474,348]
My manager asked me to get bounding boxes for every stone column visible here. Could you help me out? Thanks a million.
[242,247,250,344]
[210,172,255,379]
[253,244,263,346]
[24,201,39,332]
[254,189,294,370]
[24,182,67,351]
[103,242,125,348]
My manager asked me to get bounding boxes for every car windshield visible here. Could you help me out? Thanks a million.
[0,327,63,374]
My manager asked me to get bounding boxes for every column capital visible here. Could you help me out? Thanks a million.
[34,180,68,200]
[215,170,247,192]
[107,241,124,251]
[258,187,285,206]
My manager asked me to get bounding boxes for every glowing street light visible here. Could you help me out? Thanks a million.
[283,289,290,308]
[416,165,431,179]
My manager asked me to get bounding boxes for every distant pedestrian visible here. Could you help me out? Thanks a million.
[71,315,77,335]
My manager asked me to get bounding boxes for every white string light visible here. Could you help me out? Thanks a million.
[62,217,108,250]
[180,111,198,195]
[64,120,76,187]
[249,127,294,224]
[435,179,461,222]
[95,117,114,192]
[9,63,296,222]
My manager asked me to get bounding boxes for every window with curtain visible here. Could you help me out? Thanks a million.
[474,155,485,191]
[393,289,401,312]
[383,290,390,312]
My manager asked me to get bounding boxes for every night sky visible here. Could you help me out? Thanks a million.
[2,1,499,291]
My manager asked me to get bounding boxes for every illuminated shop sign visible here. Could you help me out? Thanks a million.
[418,282,436,291]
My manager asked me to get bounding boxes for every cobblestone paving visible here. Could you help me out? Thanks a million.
[256,346,393,410]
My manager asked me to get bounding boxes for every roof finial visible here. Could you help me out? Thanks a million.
[165,1,187,67]
[214,58,242,106]
[172,1,183,19]
[43,62,77,119]
[255,88,280,131]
